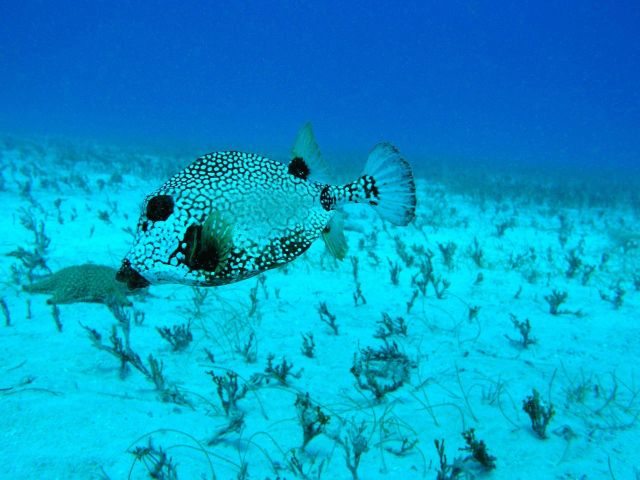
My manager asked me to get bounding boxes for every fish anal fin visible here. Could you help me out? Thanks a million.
[322,213,348,260]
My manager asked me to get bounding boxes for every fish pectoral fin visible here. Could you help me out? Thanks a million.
[288,122,332,182]
[322,212,348,261]
[185,211,234,273]
[202,211,234,273]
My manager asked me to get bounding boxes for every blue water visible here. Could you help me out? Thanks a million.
[1,1,638,169]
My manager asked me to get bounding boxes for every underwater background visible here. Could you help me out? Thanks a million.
[1,1,639,479]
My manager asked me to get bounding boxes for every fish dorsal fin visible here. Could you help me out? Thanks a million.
[321,212,348,260]
[289,122,331,182]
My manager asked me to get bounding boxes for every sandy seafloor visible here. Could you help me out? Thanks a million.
[0,137,638,480]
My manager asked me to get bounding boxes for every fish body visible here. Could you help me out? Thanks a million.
[117,124,416,288]
[24,264,134,305]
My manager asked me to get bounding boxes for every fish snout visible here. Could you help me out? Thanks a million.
[116,259,151,290]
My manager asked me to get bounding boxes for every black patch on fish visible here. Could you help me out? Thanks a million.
[288,157,310,180]
[362,175,379,199]
[320,185,334,211]
[146,195,174,221]
[116,259,151,290]
[278,234,309,257]
[360,175,380,206]
[261,232,311,266]
[182,225,221,272]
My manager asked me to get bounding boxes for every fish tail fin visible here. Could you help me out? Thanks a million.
[353,143,416,226]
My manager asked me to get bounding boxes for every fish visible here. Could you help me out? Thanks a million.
[24,264,135,305]
[116,124,416,289]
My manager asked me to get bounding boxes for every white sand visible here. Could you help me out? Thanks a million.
[0,139,638,479]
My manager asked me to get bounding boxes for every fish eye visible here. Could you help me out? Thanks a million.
[146,194,174,221]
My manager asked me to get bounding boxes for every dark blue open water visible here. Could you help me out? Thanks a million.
[1,1,638,170]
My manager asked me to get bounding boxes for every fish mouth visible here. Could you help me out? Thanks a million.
[116,259,151,290]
